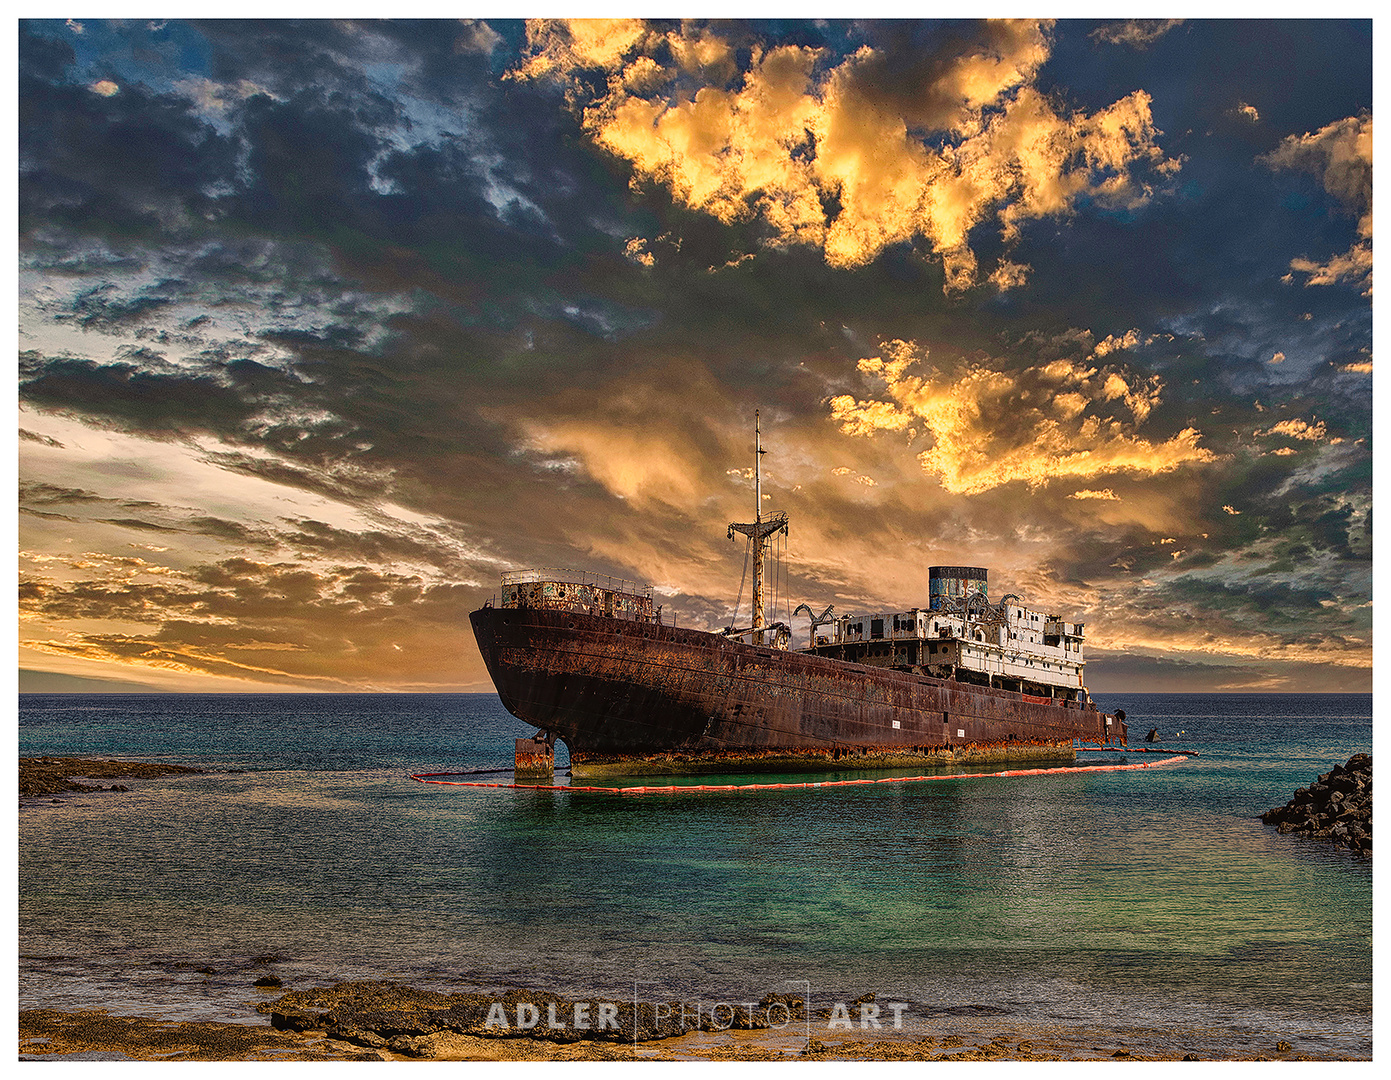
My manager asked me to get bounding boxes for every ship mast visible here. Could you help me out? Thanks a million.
[728,410,789,645]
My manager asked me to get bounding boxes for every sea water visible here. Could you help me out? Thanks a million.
[18,692,1371,1055]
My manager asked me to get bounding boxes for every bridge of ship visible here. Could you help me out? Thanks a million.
[499,568,654,621]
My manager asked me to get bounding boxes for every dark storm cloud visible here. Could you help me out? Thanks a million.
[21,18,629,317]
[20,480,109,505]
[58,284,180,331]
[19,429,65,447]
[277,517,475,572]
[19,34,239,241]
[19,16,668,496]
[19,480,180,518]
[21,353,259,435]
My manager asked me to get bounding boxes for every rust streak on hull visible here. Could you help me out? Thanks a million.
[471,606,1125,779]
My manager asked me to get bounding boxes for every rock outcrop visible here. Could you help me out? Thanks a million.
[1261,754,1371,854]
[259,981,810,1054]
[19,757,203,797]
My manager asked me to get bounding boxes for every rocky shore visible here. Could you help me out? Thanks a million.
[258,979,809,1054]
[1261,753,1371,853]
[19,979,1360,1061]
[19,756,203,797]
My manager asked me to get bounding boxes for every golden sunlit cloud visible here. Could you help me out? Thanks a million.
[24,635,329,685]
[989,259,1032,290]
[1258,418,1327,441]
[514,19,1177,291]
[1266,112,1372,295]
[623,236,655,266]
[827,338,1214,495]
[1286,245,1373,293]
[514,18,651,79]
[1092,329,1141,356]
[521,420,706,504]
[89,79,119,96]
[1070,488,1119,500]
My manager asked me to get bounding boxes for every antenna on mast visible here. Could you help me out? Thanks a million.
[728,409,788,646]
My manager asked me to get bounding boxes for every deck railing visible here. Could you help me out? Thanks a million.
[501,568,652,599]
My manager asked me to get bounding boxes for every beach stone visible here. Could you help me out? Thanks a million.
[335,1026,387,1048]
[387,1033,441,1057]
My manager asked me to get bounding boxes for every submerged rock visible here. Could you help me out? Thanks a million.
[1261,754,1371,854]
[19,757,202,797]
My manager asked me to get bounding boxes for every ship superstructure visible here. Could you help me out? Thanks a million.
[806,567,1088,703]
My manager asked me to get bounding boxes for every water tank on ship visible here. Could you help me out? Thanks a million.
[928,566,988,610]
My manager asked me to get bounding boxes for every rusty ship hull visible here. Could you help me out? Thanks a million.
[470,605,1125,778]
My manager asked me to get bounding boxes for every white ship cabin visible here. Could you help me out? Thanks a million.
[499,568,654,621]
[802,566,1089,703]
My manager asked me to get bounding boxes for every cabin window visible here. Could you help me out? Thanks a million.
[871,619,884,638]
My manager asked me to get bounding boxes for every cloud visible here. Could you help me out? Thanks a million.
[1070,489,1119,501]
[1258,418,1327,442]
[1266,114,1372,233]
[1092,329,1141,357]
[514,18,652,80]
[456,19,502,55]
[1265,112,1372,294]
[1284,245,1373,293]
[516,19,1177,291]
[988,259,1031,290]
[172,76,274,114]
[1088,20,1184,49]
[20,554,484,689]
[827,338,1213,494]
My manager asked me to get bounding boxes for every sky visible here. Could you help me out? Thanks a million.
[15,17,1373,694]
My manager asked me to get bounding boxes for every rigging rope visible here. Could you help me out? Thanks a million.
[770,530,780,623]
[782,531,792,626]
[730,536,751,631]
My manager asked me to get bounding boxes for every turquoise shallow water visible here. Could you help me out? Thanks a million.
[18,692,1371,1054]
